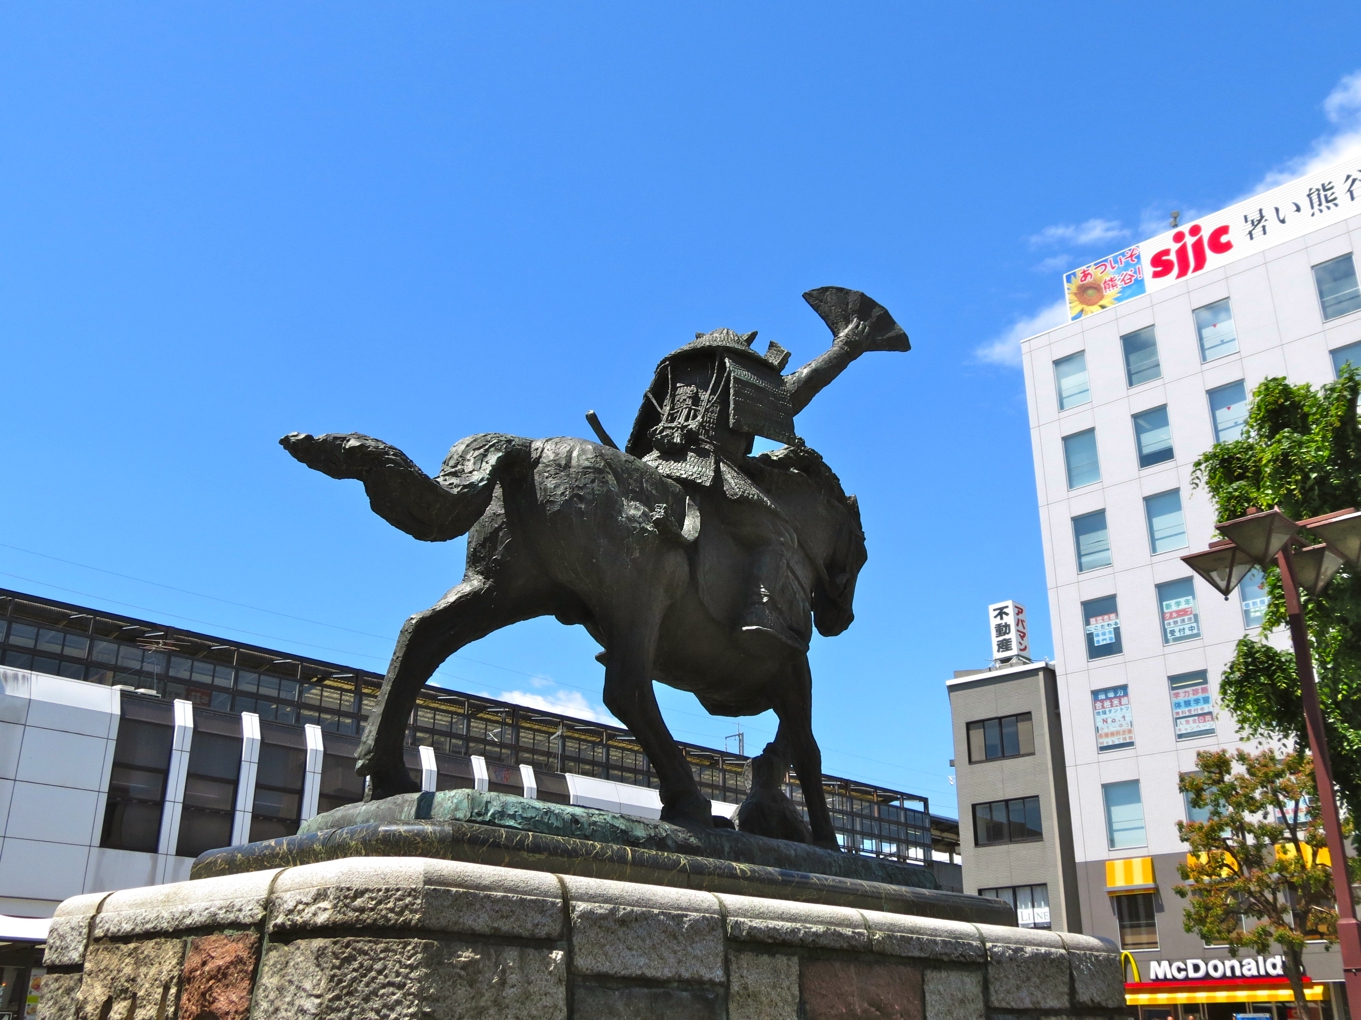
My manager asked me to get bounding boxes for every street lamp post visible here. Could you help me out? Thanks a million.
[1183,507,1361,1020]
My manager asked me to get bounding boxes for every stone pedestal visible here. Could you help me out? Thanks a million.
[38,855,1128,1020]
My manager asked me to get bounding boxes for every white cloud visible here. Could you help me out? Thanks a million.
[489,687,620,726]
[975,298,1068,368]
[1032,253,1073,273]
[1029,218,1127,247]
[1240,70,1361,196]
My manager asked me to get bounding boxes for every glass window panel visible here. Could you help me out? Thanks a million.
[1239,566,1268,628]
[8,623,36,649]
[1022,796,1043,840]
[182,775,236,812]
[64,634,89,658]
[1314,253,1361,321]
[1132,406,1174,467]
[91,639,117,663]
[1092,684,1134,751]
[1194,298,1238,361]
[1031,884,1051,928]
[1208,381,1249,443]
[1063,429,1101,488]
[1103,779,1147,849]
[1183,778,1212,824]
[1014,884,1034,926]
[984,719,1001,759]
[116,645,142,669]
[1144,490,1187,554]
[176,808,234,858]
[1072,510,1111,571]
[3,651,32,669]
[1114,892,1159,949]
[1000,716,1019,757]
[1156,577,1201,644]
[1054,352,1090,410]
[1332,340,1361,377]
[169,656,193,680]
[1169,671,1215,740]
[967,721,986,763]
[1016,714,1035,755]
[1082,595,1122,659]
[36,628,64,653]
[187,731,241,781]
[1007,798,1029,841]
[1121,326,1161,386]
[112,719,174,770]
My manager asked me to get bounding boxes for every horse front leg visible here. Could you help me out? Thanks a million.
[600,609,711,828]
[359,575,541,798]
[772,654,838,850]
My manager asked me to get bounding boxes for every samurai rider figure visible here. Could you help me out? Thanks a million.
[623,287,909,654]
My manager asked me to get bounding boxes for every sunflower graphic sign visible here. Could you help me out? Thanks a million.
[1064,246,1145,321]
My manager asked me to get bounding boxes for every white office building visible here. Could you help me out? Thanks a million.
[1017,155,1361,1010]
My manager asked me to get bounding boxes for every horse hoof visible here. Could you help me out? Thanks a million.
[363,765,421,801]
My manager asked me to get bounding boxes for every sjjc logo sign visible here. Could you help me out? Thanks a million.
[1147,955,1286,981]
[1149,223,1234,281]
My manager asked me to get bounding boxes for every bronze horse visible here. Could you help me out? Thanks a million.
[281,432,864,847]
[283,288,906,848]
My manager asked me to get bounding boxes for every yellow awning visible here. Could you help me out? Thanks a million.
[1276,842,1331,867]
[1107,856,1157,893]
[1127,985,1327,1005]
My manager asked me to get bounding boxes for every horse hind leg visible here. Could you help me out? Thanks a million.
[768,655,839,850]
[359,576,545,798]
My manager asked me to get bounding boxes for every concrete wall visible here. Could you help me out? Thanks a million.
[34,857,1128,1020]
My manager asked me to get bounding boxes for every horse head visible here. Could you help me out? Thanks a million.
[754,443,868,638]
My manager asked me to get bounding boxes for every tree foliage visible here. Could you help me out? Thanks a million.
[1193,366,1361,823]
[1177,749,1338,1018]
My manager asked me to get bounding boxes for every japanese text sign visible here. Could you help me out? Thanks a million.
[1091,684,1134,751]
[988,600,1028,662]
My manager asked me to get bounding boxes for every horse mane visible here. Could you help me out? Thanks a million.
[752,441,861,532]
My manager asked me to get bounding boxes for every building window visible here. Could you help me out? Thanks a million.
[176,730,242,858]
[1208,380,1249,443]
[1183,777,1212,824]
[1156,577,1201,644]
[317,751,366,815]
[100,717,174,853]
[1332,340,1361,377]
[1132,406,1175,468]
[1114,892,1159,949]
[1169,671,1215,740]
[1082,595,1122,659]
[973,796,1043,846]
[1092,684,1134,751]
[1121,326,1161,386]
[979,884,1051,929]
[1144,490,1187,554]
[249,740,308,842]
[1054,352,1091,410]
[1103,779,1147,849]
[1194,298,1238,362]
[1239,566,1268,628]
[1314,253,1361,321]
[1072,510,1112,571]
[1063,429,1101,489]
[966,713,1035,763]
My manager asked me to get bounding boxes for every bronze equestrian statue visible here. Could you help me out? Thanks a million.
[282,287,908,849]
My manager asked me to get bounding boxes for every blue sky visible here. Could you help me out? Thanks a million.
[4,4,1361,817]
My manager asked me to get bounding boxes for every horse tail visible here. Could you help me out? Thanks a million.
[280,431,529,542]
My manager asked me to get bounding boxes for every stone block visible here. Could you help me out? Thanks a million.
[572,982,725,1020]
[178,933,259,1020]
[563,875,724,982]
[43,891,111,967]
[862,910,986,963]
[976,924,1070,1011]
[251,936,566,1020]
[76,938,186,1020]
[801,957,923,1020]
[923,968,984,1020]
[33,972,81,1020]
[719,892,870,951]
[93,869,280,939]
[1066,950,1126,1009]
[267,857,563,940]
[729,950,800,1020]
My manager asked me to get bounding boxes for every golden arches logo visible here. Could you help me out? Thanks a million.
[1121,951,1141,983]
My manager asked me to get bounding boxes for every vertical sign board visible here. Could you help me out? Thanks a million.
[988,601,1028,662]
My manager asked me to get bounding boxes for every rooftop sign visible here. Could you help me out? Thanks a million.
[1065,155,1361,321]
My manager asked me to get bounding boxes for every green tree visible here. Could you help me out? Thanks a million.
[1193,366,1361,823]
[1177,748,1337,1019]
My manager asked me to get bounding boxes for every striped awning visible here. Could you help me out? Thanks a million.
[1106,856,1157,893]
[1126,980,1327,1006]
